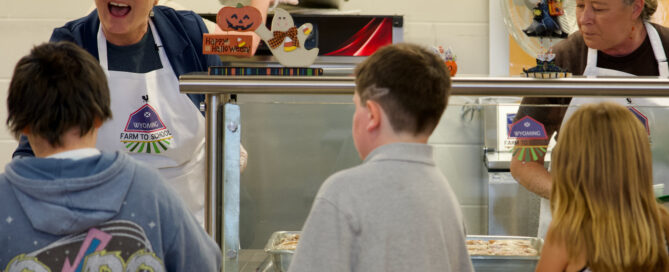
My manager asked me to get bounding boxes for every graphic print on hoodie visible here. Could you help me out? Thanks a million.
[4,220,164,272]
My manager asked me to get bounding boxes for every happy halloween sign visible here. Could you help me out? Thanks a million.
[203,34,252,56]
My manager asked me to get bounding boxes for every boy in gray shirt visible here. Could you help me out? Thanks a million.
[288,43,474,272]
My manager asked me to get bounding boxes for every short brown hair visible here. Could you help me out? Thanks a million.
[6,41,112,147]
[354,43,451,135]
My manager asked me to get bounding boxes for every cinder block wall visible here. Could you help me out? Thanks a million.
[0,0,93,171]
[0,0,490,236]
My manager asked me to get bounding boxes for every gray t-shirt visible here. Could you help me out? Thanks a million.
[288,142,474,272]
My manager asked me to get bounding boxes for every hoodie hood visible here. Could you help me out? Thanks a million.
[4,152,134,235]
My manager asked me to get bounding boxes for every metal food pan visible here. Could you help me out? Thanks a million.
[264,231,301,272]
[467,235,543,272]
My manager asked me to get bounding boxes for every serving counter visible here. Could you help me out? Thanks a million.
[179,74,669,271]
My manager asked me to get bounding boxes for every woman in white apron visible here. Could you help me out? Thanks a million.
[510,0,669,238]
[16,1,271,226]
[96,20,208,222]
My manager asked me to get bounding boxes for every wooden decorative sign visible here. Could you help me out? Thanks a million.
[256,8,319,67]
[217,4,262,32]
[203,34,253,56]
[202,3,260,57]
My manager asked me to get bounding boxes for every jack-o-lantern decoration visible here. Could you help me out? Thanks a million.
[433,46,457,77]
[445,60,457,77]
[217,4,262,32]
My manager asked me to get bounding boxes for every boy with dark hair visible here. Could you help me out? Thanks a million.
[0,41,220,271]
[288,43,474,272]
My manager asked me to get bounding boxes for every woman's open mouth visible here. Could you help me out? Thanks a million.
[109,2,131,17]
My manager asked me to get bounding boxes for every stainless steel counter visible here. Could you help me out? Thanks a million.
[238,250,270,272]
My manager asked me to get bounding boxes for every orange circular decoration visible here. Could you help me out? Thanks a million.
[445,60,458,77]
[217,6,262,32]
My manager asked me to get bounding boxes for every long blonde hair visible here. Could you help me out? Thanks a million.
[550,102,669,271]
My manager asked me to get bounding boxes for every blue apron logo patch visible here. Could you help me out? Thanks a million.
[120,104,172,153]
[506,113,516,136]
[628,106,650,135]
[509,116,549,162]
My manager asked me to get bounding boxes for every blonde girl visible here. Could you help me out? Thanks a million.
[536,102,669,272]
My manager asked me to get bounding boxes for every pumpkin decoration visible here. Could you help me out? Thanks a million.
[217,4,262,32]
[435,46,457,77]
[445,60,457,77]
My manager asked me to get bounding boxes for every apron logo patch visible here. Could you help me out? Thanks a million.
[628,106,650,135]
[509,116,549,162]
[120,104,173,154]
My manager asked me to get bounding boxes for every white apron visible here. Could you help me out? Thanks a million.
[537,22,669,238]
[97,21,206,223]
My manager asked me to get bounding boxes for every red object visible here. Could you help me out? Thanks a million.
[324,18,393,56]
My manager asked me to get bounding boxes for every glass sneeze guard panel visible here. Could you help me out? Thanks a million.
[237,94,360,248]
[179,74,669,271]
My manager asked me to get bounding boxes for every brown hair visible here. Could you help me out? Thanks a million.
[6,41,112,147]
[550,102,669,272]
[354,43,451,135]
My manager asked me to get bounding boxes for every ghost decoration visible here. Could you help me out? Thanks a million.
[256,8,319,67]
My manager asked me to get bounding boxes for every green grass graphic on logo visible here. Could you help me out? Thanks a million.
[512,145,547,162]
[124,139,171,154]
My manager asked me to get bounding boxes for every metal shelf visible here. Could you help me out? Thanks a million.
[180,74,669,97]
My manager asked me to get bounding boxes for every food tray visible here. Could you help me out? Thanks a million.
[467,235,543,272]
[264,231,301,272]
[262,232,542,272]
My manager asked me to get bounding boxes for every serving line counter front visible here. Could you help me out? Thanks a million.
[179,75,669,271]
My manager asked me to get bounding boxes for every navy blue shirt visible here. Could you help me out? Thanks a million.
[107,26,162,73]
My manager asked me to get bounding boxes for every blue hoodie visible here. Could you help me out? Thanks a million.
[0,151,220,271]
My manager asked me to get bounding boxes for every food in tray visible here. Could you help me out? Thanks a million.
[466,239,539,256]
[275,233,300,250]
